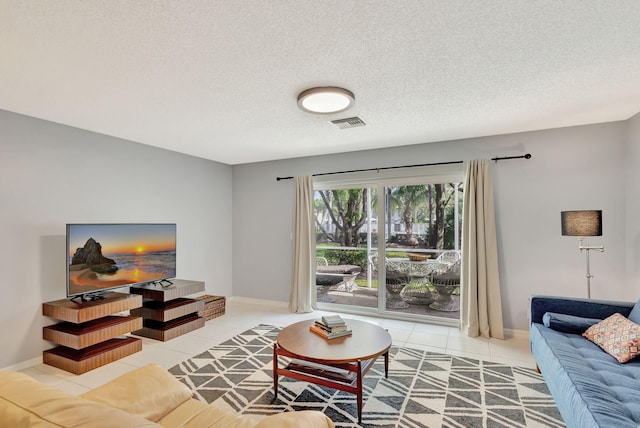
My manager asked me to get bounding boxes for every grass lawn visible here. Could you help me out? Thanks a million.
[355,279,378,288]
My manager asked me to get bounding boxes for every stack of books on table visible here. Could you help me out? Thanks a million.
[309,314,352,339]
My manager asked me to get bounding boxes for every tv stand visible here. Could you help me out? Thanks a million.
[42,292,142,374]
[70,293,106,303]
[130,279,205,341]
[149,278,174,288]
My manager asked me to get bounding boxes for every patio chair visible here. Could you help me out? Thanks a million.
[368,252,379,274]
[316,256,361,293]
[369,252,404,274]
[315,256,333,302]
[369,252,410,309]
[385,269,410,309]
[429,259,461,312]
[435,250,460,265]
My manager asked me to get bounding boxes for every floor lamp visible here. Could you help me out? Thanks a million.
[561,210,604,299]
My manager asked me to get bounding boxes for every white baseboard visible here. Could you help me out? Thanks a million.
[504,328,529,340]
[2,355,42,371]
[227,295,289,309]
[228,296,531,340]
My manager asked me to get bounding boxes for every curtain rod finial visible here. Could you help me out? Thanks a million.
[525,153,532,159]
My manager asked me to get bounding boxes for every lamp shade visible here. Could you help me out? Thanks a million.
[561,210,602,236]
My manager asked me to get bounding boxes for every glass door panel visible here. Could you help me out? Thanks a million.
[315,179,462,324]
[382,183,462,320]
[315,187,378,309]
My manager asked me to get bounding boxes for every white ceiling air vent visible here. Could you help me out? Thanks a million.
[331,116,366,129]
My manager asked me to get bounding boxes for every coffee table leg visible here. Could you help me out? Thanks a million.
[273,345,278,399]
[384,349,389,378]
[357,360,363,424]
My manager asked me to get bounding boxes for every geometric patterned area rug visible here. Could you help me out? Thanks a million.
[169,325,565,428]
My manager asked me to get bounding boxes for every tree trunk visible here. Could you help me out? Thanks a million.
[386,188,392,243]
[427,185,437,248]
[403,199,413,243]
[434,184,445,249]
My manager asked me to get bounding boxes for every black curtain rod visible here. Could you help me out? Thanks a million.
[275,153,532,181]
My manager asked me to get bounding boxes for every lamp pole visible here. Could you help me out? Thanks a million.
[578,237,604,299]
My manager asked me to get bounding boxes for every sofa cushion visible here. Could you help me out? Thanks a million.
[164,399,257,428]
[542,312,601,334]
[628,299,640,324]
[254,411,336,427]
[0,370,159,427]
[530,295,635,324]
[158,398,336,428]
[531,323,640,427]
[583,313,640,363]
[81,363,192,422]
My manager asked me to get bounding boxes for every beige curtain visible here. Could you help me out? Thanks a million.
[289,176,315,313]
[461,159,504,339]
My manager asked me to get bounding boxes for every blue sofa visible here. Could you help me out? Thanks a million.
[529,295,640,428]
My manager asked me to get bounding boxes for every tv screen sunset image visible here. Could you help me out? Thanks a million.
[67,224,176,296]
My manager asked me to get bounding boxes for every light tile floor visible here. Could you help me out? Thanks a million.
[23,299,535,395]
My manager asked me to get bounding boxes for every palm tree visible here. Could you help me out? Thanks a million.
[427,183,459,249]
[388,185,430,245]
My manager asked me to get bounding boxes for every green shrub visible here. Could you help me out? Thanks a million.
[319,249,368,270]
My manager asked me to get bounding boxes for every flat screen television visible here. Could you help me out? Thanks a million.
[66,223,176,300]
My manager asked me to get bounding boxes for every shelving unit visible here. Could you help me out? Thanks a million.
[42,292,142,374]
[130,279,205,341]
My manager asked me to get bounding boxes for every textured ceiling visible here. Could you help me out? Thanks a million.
[2,1,639,165]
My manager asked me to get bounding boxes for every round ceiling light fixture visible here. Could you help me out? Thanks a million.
[297,86,355,114]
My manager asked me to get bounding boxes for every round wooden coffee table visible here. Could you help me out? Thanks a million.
[273,318,392,423]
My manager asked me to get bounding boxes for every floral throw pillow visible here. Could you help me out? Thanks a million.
[582,313,640,363]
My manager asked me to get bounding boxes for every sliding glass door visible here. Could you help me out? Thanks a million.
[315,187,378,309]
[314,172,463,324]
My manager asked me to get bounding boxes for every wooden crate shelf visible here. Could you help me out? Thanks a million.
[195,295,226,321]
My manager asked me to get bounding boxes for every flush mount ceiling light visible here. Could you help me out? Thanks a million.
[297,87,354,114]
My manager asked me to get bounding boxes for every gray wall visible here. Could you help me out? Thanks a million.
[2,107,637,368]
[0,110,232,369]
[626,112,640,296]
[233,121,629,332]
